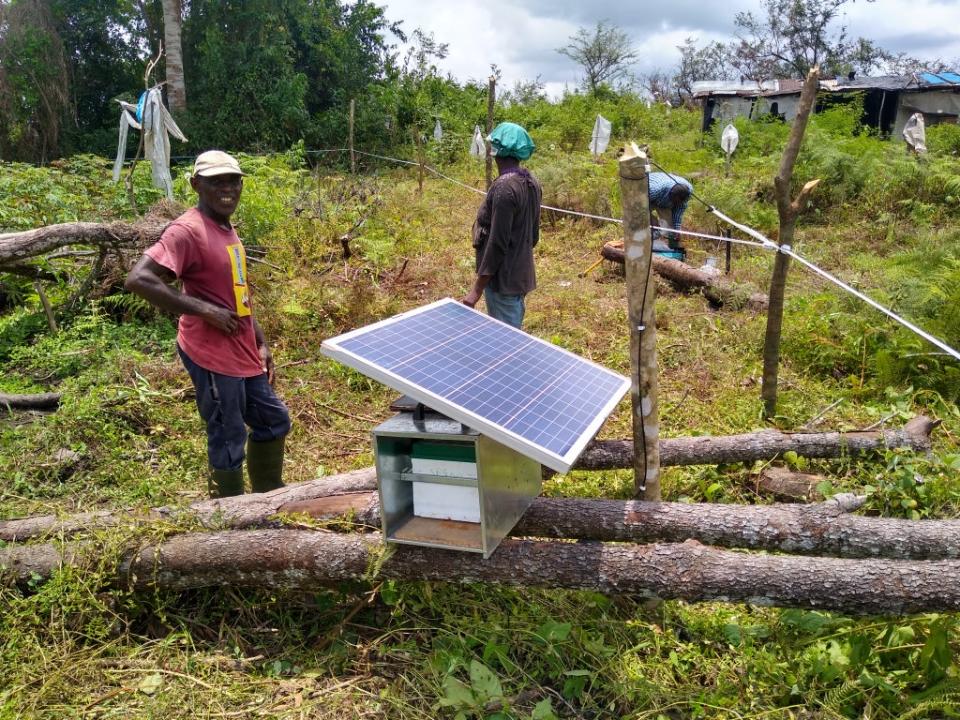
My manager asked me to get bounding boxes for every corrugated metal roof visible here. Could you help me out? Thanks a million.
[691,79,779,97]
[694,70,960,98]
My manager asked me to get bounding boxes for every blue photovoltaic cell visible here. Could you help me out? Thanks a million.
[939,72,960,84]
[326,300,627,464]
[921,72,948,85]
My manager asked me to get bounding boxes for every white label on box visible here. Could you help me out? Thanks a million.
[412,482,481,523]
[410,458,478,479]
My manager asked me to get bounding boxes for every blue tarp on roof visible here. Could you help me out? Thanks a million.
[938,71,960,83]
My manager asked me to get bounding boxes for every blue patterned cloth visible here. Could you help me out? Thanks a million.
[648,172,692,247]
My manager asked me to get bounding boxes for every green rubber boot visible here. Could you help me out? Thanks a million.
[209,467,245,498]
[247,436,286,493]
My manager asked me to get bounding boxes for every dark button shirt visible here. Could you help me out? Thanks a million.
[473,168,542,295]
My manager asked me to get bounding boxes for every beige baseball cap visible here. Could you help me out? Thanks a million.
[193,150,245,177]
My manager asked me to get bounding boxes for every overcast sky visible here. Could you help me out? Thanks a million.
[377,0,960,97]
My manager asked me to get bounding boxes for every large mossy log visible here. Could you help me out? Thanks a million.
[5,529,960,615]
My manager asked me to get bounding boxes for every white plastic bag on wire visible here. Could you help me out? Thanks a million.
[469,125,485,158]
[433,119,443,141]
[112,101,142,182]
[720,123,739,155]
[588,114,612,156]
[902,112,927,154]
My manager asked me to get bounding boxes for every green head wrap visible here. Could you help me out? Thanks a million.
[488,122,535,160]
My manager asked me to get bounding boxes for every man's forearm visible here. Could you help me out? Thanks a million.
[127,272,211,318]
[471,273,492,295]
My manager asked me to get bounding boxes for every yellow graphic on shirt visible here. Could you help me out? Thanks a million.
[226,243,251,317]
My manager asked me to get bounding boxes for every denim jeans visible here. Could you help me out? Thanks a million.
[483,288,525,329]
[178,346,291,471]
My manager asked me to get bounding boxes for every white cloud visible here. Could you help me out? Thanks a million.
[380,0,960,96]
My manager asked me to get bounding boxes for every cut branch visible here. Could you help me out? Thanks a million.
[5,530,960,614]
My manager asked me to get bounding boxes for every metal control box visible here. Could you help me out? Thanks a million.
[372,412,542,558]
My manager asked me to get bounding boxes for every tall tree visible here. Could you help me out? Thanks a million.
[673,37,735,100]
[558,21,637,94]
[161,0,185,112]
[0,0,69,162]
[731,0,875,79]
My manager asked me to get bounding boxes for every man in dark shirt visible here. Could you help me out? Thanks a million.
[462,122,542,329]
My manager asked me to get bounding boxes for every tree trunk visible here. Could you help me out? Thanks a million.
[0,467,379,541]
[0,392,60,410]
[281,490,960,561]
[601,241,767,310]
[0,419,935,542]
[6,530,960,614]
[161,0,186,112]
[9,456,960,562]
[618,142,660,499]
[577,415,935,469]
[0,217,172,268]
[761,67,820,418]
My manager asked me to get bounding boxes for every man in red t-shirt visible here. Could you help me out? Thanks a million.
[125,150,291,498]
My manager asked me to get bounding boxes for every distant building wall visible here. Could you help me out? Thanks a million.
[894,91,960,136]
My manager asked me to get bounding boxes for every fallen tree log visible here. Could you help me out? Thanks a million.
[5,529,960,614]
[579,415,936,469]
[285,490,960,561]
[7,468,960,560]
[600,241,768,310]
[0,467,378,541]
[0,216,171,267]
[0,392,61,411]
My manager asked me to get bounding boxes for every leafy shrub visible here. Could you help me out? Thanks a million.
[927,123,960,156]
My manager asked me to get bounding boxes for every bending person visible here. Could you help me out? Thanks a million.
[648,171,693,254]
[463,122,542,329]
[125,151,291,498]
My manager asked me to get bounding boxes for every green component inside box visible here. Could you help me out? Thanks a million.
[411,441,476,463]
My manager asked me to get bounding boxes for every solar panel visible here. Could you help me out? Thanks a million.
[921,72,948,85]
[321,298,629,473]
[939,72,960,84]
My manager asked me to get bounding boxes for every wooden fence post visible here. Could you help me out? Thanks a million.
[724,229,732,275]
[414,129,425,194]
[485,76,496,190]
[349,98,356,174]
[619,143,660,500]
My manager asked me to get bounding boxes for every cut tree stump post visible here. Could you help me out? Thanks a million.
[619,143,660,500]
[485,76,495,190]
[761,67,821,418]
[349,98,356,174]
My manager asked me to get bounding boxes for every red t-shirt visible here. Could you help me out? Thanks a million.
[145,208,264,377]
